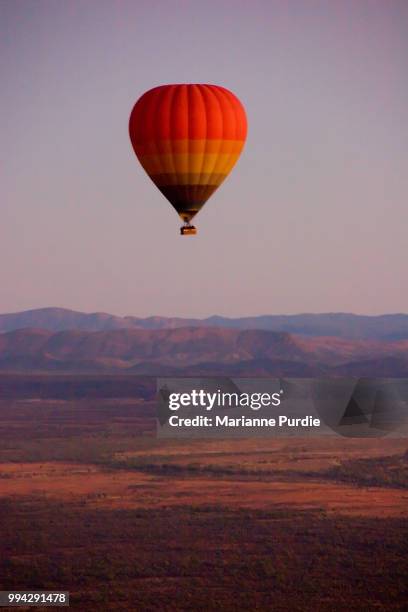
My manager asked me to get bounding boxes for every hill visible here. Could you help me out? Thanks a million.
[1,307,408,340]
[0,327,407,376]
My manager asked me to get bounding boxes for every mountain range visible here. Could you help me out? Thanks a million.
[1,307,408,340]
[0,319,407,376]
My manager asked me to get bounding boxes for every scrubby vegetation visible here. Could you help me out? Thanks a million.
[0,376,407,610]
[321,453,408,489]
[1,501,407,611]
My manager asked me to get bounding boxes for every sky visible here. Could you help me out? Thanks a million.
[1,0,407,318]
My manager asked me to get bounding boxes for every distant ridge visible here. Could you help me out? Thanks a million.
[0,307,408,341]
[0,326,407,376]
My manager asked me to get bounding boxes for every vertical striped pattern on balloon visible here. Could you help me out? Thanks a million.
[129,84,247,222]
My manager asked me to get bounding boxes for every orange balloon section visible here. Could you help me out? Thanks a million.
[129,84,247,233]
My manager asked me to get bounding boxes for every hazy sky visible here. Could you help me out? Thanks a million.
[2,0,407,317]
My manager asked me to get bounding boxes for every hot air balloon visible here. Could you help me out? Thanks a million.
[129,84,247,235]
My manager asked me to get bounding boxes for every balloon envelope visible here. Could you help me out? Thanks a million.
[129,84,247,224]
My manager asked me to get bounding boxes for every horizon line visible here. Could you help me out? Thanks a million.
[1,306,407,319]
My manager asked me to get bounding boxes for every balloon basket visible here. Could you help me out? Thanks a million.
[180,225,197,236]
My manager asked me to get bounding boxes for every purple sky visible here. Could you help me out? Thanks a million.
[1,0,407,317]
